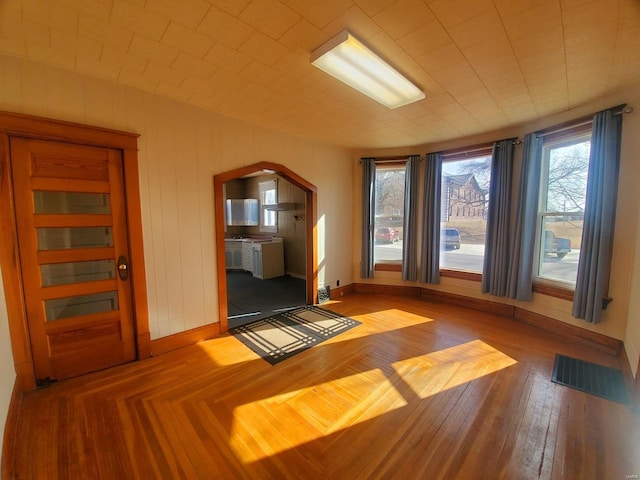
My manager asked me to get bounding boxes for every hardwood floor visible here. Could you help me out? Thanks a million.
[8,293,640,479]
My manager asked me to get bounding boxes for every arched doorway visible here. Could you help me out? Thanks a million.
[213,162,317,333]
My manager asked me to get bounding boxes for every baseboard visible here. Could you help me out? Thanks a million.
[150,323,222,356]
[354,283,421,297]
[1,378,22,480]
[513,308,622,356]
[330,283,354,300]
[349,282,621,357]
[419,288,515,318]
[287,272,306,280]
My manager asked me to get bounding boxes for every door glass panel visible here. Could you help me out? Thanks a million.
[34,191,111,214]
[45,291,119,321]
[37,227,113,250]
[40,260,116,287]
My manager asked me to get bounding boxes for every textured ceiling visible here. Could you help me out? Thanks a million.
[0,0,638,149]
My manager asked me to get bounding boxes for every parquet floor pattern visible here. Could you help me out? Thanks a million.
[10,293,640,479]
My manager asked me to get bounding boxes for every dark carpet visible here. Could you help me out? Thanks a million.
[226,271,306,328]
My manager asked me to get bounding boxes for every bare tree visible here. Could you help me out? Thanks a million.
[546,143,590,212]
[375,168,405,215]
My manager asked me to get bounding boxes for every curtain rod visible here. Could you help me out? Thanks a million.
[359,155,420,164]
[536,103,631,139]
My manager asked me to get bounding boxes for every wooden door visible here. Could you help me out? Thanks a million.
[10,137,136,382]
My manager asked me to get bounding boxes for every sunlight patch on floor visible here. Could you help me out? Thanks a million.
[228,369,407,463]
[392,339,518,399]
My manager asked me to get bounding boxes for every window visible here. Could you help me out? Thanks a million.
[374,164,405,264]
[535,131,591,286]
[259,179,277,233]
[440,151,492,273]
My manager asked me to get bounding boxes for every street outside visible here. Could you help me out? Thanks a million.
[374,242,579,284]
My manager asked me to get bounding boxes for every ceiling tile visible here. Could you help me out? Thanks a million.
[102,46,148,74]
[172,53,217,80]
[205,0,252,16]
[284,0,354,29]
[79,13,133,51]
[373,0,435,39]
[197,7,254,49]
[428,0,494,28]
[161,22,214,59]
[110,0,169,41]
[238,31,289,65]
[239,0,300,39]
[145,0,212,29]
[129,35,179,67]
[203,43,252,73]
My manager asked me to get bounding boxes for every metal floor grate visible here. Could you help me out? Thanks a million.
[551,354,629,404]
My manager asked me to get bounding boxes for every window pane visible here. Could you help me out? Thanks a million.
[44,291,118,321]
[41,260,116,287]
[440,156,491,272]
[536,137,590,286]
[374,166,404,263]
[37,227,113,250]
[34,191,111,214]
[537,216,581,284]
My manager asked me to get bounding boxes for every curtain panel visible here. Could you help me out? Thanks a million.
[402,156,420,281]
[481,139,515,296]
[506,133,543,301]
[420,153,442,284]
[360,158,376,278]
[572,108,624,323]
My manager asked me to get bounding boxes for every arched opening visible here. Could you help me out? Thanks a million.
[213,162,317,333]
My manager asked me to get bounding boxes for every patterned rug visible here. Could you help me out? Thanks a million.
[229,305,361,365]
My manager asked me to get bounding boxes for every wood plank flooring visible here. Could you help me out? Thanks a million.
[8,293,640,479]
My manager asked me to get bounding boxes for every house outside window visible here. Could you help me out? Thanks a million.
[259,179,277,233]
[535,131,591,286]
[440,152,491,273]
[374,164,405,264]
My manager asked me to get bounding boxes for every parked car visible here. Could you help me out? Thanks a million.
[544,230,571,258]
[375,227,399,244]
[442,228,461,250]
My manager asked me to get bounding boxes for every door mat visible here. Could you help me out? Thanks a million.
[229,305,360,365]
[551,354,629,404]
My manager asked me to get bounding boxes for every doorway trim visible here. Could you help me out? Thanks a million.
[214,162,317,333]
[0,111,151,392]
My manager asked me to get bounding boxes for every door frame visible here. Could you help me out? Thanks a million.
[0,111,151,392]
[214,162,318,333]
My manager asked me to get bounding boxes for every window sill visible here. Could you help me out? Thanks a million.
[375,263,401,272]
[371,268,574,302]
[440,269,482,282]
[532,282,574,301]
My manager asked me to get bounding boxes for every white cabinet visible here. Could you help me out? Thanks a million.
[242,241,254,273]
[252,240,284,279]
[226,199,259,226]
[224,240,243,269]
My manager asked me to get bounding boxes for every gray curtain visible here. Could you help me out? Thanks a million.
[360,158,376,278]
[420,153,442,284]
[572,108,623,323]
[481,139,515,296]
[402,156,420,281]
[506,133,543,301]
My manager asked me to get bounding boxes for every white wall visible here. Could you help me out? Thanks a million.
[0,268,16,462]
[354,85,640,372]
[0,53,354,340]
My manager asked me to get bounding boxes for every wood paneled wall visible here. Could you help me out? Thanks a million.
[0,54,354,343]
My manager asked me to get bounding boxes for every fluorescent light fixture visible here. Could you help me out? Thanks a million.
[310,30,425,109]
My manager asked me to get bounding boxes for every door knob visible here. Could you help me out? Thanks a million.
[117,255,129,281]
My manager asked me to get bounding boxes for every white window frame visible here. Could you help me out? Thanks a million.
[533,131,591,288]
[259,179,277,233]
